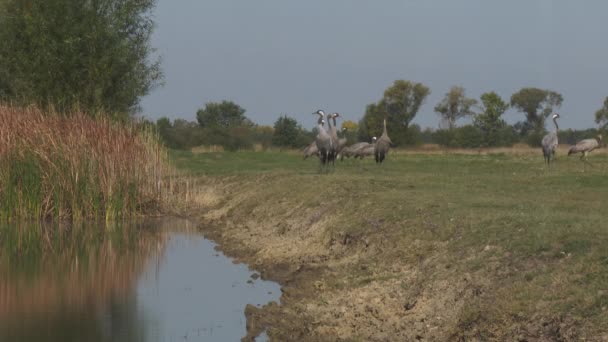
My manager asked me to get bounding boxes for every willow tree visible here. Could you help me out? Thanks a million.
[0,0,162,116]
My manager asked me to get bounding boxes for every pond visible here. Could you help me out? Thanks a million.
[0,218,280,342]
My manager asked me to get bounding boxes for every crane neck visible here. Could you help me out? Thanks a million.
[383,119,387,135]
[553,117,559,131]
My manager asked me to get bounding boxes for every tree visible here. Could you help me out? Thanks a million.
[0,0,162,116]
[434,86,477,129]
[196,101,249,128]
[341,120,358,132]
[272,115,301,148]
[358,102,385,142]
[359,80,430,145]
[341,120,359,144]
[510,87,563,137]
[474,92,509,146]
[595,96,608,130]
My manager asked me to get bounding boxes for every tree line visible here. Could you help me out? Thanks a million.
[1,1,606,150]
[155,82,608,151]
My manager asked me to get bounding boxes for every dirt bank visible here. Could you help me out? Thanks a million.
[185,172,606,341]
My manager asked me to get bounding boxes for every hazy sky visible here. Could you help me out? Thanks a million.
[140,1,608,130]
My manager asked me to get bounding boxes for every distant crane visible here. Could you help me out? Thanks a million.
[313,110,331,172]
[326,112,341,167]
[374,118,392,164]
[337,127,348,156]
[568,134,603,171]
[541,113,560,167]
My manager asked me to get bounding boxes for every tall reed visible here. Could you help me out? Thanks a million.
[0,104,168,221]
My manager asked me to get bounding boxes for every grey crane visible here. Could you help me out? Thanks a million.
[541,113,560,167]
[313,110,332,171]
[337,127,348,156]
[355,137,377,159]
[303,140,319,160]
[326,112,341,166]
[374,118,392,164]
[340,137,376,160]
[568,134,603,171]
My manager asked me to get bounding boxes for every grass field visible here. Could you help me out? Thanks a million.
[174,148,608,340]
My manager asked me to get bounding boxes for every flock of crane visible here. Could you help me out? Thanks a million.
[303,110,603,172]
[303,110,392,172]
[542,113,603,170]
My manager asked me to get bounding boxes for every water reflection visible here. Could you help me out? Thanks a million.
[0,218,280,341]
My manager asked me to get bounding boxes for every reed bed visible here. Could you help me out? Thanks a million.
[0,104,169,221]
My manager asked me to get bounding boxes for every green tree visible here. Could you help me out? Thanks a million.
[474,92,509,146]
[341,120,359,144]
[0,0,162,116]
[196,101,249,129]
[434,86,477,129]
[510,87,563,139]
[359,80,430,145]
[595,96,608,130]
[272,115,301,148]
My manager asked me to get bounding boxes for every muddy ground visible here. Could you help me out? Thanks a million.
[179,172,607,342]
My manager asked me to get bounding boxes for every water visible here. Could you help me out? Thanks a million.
[0,219,280,342]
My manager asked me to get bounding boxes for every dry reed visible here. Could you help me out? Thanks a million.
[0,104,169,221]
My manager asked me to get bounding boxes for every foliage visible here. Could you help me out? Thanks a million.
[595,96,608,131]
[359,80,430,146]
[0,0,162,116]
[433,125,482,148]
[340,120,359,144]
[474,92,510,146]
[510,87,563,143]
[434,86,477,129]
[196,101,250,129]
[157,116,291,151]
[272,115,301,148]
[341,120,358,131]
[558,128,601,146]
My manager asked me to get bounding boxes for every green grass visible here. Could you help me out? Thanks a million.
[169,150,309,175]
[173,149,608,337]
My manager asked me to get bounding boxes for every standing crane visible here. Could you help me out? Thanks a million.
[541,113,560,167]
[337,127,348,157]
[326,112,341,167]
[313,110,332,172]
[374,118,392,164]
[568,134,603,171]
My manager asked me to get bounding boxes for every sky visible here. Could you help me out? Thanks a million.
[140,0,608,131]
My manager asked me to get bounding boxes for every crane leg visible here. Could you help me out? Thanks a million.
[580,152,594,172]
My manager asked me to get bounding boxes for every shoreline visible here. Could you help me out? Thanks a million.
[182,166,606,341]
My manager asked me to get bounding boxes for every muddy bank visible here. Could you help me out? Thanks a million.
[187,173,604,341]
